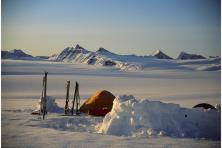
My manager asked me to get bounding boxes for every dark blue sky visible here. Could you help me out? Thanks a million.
[2,0,221,57]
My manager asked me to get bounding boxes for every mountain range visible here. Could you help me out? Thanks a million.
[2,44,220,71]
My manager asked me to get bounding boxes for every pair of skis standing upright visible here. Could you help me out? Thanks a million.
[39,72,80,120]
[64,81,80,116]
[40,72,48,120]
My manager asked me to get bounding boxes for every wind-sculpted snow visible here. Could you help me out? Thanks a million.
[33,96,63,113]
[98,95,220,139]
[28,115,103,133]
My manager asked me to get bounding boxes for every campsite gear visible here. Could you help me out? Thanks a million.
[193,103,216,110]
[89,108,111,116]
[64,81,70,115]
[80,90,115,116]
[41,72,48,120]
[71,82,80,115]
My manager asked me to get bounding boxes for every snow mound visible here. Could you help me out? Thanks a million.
[34,96,63,113]
[98,95,220,139]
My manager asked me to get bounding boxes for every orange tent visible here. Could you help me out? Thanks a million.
[80,90,115,116]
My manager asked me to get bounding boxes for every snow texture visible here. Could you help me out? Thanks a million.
[99,95,221,139]
[33,96,63,113]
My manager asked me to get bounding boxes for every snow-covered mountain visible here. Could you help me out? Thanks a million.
[50,44,220,71]
[2,46,220,71]
[177,51,206,60]
[2,49,33,59]
[1,49,48,60]
[152,50,173,59]
[52,44,152,71]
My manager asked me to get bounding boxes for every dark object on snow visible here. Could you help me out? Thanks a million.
[31,111,40,115]
[71,82,81,115]
[33,72,48,118]
[64,81,70,115]
[42,72,48,120]
[103,60,116,66]
[193,103,216,110]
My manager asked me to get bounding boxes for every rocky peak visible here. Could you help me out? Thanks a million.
[74,44,84,50]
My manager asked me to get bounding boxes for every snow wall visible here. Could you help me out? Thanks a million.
[98,95,220,139]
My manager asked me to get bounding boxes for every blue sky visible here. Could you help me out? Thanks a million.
[2,0,221,57]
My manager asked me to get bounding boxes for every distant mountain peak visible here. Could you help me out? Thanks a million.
[178,51,206,60]
[74,44,84,49]
[2,49,33,59]
[152,50,172,59]
[97,47,110,53]
[9,49,24,53]
[153,49,161,54]
[96,47,116,56]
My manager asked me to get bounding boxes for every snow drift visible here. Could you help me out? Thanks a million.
[98,95,220,139]
[33,96,63,113]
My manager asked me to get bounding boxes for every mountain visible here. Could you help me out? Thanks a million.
[177,51,206,60]
[96,47,116,56]
[54,45,118,66]
[3,45,219,72]
[55,44,90,62]
[1,49,50,60]
[152,50,173,59]
[2,49,33,59]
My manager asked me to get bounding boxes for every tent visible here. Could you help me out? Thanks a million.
[193,103,216,110]
[80,90,115,116]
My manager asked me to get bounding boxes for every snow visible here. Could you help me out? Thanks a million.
[177,51,206,60]
[2,49,47,61]
[152,50,173,59]
[98,95,220,139]
[50,45,220,72]
[33,96,63,113]
[2,47,220,72]
[1,59,221,147]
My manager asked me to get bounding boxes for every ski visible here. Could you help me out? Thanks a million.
[64,81,70,115]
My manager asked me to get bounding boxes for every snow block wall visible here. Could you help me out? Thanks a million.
[98,95,220,139]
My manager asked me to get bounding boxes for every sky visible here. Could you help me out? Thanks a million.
[1,0,221,57]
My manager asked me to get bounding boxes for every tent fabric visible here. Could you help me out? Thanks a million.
[80,90,115,116]
[193,103,216,110]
